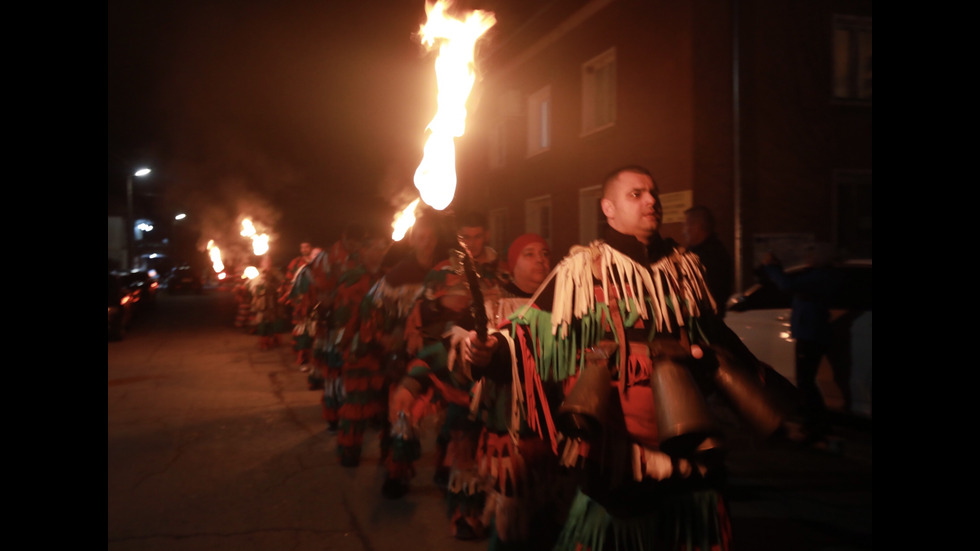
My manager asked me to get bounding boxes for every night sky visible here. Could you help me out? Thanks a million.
[109,0,531,267]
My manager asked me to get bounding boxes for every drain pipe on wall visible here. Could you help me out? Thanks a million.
[732,0,744,293]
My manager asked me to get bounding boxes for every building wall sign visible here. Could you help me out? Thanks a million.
[660,190,692,225]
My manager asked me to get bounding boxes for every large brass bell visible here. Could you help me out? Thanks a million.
[711,346,787,439]
[557,344,615,440]
[650,356,719,457]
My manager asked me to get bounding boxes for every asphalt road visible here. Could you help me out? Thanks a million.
[108,288,871,551]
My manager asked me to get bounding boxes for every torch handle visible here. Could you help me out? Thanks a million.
[456,239,489,341]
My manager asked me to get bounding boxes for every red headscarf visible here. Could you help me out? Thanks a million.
[508,233,548,272]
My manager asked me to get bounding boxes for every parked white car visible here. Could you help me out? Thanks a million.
[724,260,872,418]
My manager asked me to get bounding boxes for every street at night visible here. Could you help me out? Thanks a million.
[110,2,870,549]
[108,289,870,551]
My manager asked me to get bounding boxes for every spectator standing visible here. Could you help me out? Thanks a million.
[762,243,846,445]
[683,205,734,316]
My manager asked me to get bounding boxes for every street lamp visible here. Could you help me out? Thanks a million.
[126,167,152,270]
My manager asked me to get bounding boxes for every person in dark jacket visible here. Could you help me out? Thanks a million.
[762,243,845,444]
[683,206,734,316]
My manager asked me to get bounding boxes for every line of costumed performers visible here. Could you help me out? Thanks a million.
[276,165,795,551]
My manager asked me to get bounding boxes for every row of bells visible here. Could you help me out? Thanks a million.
[557,338,791,458]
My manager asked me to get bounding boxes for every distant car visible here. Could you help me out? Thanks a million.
[725,260,872,418]
[167,266,204,294]
[109,273,137,340]
[122,270,159,309]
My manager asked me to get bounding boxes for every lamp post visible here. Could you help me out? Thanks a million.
[126,167,152,270]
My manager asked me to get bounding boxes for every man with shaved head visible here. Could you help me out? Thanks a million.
[465,165,781,551]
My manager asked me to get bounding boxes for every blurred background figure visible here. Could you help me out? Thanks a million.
[249,256,288,349]
[360,213,450,499]
[279,240,314,318]
[331,230,393,467]
[280,241,317,365]
[762,242,845,446]
[683,206,734,316]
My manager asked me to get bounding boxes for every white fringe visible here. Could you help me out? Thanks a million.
[368,278,423,319]
[521,241,714,337]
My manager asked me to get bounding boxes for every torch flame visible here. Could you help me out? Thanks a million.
[251,234,270,256]
[206,240,224,274]
[243,266,260,280]
[240,218,270,255]
[413,0,495,211]
[240,219,256,238]
[391,198,421,241]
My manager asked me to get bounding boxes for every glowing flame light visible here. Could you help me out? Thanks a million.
[243,266,260,280]
[413,0,495,211]
[240,218,270,256]
[391,198,421,241]
[207,240,224,274]
[252,234,270,256]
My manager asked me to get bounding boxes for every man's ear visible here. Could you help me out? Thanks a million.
[600,198,615,219]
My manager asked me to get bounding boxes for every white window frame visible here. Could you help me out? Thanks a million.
[526,86,551,157]
[833,15,872,102]
[581,47,616,135]
[488,121,506,169]
[524,195,553,243]
[489,208,509,255]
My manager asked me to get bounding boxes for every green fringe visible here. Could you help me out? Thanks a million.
[554,488,728,551]
[338,265,366,286]
[390,435,421,463]
[446,488,488,517]
[512,294,712,384]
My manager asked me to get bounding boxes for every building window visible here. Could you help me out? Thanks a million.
[490,90,523,169]
[833,15,872,102]
[834,170,872,259]
[525,195,552,243]
[526,86,551,157]
[578,185,603,244]
[488,122,506,169]
[582,48,616,135]
[489,208,509,255]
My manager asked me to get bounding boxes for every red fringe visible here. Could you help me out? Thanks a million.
[405,301,424,355]
[428,373,470,407]
[345,377,369,392]
[445,428,479,470]
[363,402,384,418]
[338,402,384,420]
[337,431,361,447]
[385,459,416,480]
[517,328,559,454]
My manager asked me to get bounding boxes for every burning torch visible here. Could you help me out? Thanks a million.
[405,0,496,337]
